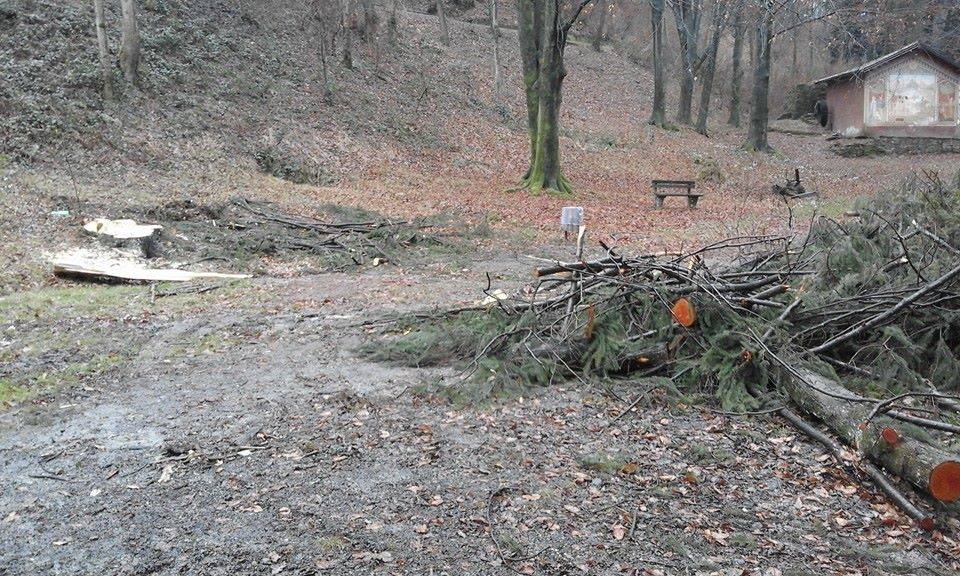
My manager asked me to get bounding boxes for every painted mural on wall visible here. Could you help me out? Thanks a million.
[864,58,959,127]
[941,82,957,122]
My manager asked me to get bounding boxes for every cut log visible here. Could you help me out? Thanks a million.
[785,368,960,503]
[670,297,696,327]
[776,404,934,529]
[881,427,901,447]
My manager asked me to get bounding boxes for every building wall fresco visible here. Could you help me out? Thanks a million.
[861,54,959,138]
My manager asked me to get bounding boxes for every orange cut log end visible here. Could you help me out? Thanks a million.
[929,460,960,502]
[585,305,597,341]
[671,298,697,328]
[881,427,901,446]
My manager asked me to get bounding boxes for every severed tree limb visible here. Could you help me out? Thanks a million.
[810,259,960,353]
[888,410,960,435]
[784,368,960,504]
[775,403,934,530]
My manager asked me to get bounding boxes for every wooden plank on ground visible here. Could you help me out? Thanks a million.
[52,258,250,283]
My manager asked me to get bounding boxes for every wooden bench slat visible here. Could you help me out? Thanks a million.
[652,179,701,209]
[652,180,696,187]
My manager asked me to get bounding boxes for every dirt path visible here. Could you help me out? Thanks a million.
[1,258,958,575]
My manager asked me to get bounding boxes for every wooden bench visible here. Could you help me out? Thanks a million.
[652,180,701,208]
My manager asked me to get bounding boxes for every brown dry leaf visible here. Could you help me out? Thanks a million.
[837,484,857,496]
[612,524,626,541]
[427,494,443,506]
[703,529,730,546]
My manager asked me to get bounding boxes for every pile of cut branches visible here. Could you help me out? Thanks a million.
[147,197,444,269]
[371,171,960,527]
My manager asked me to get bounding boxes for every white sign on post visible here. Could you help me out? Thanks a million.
[560,206,584,233]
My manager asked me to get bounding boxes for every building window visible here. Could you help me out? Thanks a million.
[886,70,937,124]
[939,81,957,123]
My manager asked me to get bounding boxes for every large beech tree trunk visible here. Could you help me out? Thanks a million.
[648,0,667,127]
[516,0,584,195]
[93,0,114,102]
[119,0,141,85]
[745,0,773,151]
[785,368,960,503]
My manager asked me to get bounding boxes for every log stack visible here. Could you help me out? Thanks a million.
[446,175,960,528]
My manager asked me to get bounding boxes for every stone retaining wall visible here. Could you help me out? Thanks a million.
[831,137,960,157]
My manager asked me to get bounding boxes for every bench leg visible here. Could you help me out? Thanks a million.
[688,196,699,209]
[654,195,664,208]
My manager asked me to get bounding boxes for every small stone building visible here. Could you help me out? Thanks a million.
[815,42,960,139]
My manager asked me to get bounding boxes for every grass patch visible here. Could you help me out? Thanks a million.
[838,544,916,574]
[0,285,145,322]
[729,532,757,549]
[0,281,250,323]
[317,535,350,551]
[579,452,630,474]
[0,352,127,409]
[686,442,735,464]
[0,378,31,405]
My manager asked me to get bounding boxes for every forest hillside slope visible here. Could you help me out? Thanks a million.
[2,0,959,265]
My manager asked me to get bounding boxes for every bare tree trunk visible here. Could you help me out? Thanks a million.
[745,0,773,152]
[791,25,798,76]
[341,0,354,69]
[516,0,581,195]
[592,0,608,50]
[437,0,450,46]
[490,0,503,106]
[319,27,333,101]
[727,2,743,126]
[93,0,114,102]
[388,0,399,43]
[360,0,376,43]
[517,0,540,178]
[670,0,701,125]
[119,0,141,85]
[695,0,725,135]
[648,0,667,126]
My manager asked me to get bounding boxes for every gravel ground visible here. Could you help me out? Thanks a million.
[2,254,959,576]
